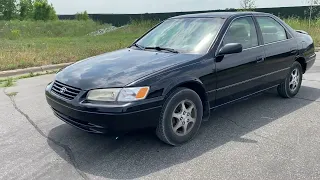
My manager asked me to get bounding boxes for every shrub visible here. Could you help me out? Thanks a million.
[9,29,20,39]
[75,11,89,21]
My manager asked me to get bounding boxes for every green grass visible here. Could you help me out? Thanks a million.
[0,78,14,87]
[0,19,157,71]
[0,18,318,71]
[0,20,109,39]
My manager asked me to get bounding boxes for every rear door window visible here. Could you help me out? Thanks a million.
[256,17,288,44]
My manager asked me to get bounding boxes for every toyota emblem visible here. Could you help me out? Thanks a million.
[60,87,67,94]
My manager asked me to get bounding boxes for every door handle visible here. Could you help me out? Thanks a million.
[256,56,265,63]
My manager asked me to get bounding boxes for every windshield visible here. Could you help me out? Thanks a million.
[135,18,225,54]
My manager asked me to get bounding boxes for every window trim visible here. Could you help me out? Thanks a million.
[215,15,261,56]
[254,15,293,45]
[215,15,295,57]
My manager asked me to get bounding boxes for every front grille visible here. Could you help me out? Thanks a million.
[51,81,81,100]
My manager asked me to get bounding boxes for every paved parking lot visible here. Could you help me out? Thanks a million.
[1,54,320,180]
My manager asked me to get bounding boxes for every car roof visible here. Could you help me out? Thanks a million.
[170,11,270,19]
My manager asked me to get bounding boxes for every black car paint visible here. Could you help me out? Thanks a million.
[46,12,316,133]
[55,48,201,90]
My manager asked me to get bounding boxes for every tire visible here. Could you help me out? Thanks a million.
[277,61,303,98]
[156,87,203,146]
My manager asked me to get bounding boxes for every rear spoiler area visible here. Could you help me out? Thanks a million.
[296,30,309,35]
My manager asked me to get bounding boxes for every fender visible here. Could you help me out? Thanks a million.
[163,76,204,95]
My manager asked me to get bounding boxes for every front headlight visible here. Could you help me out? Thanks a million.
[87,88,121,101]
[87,87,149,102]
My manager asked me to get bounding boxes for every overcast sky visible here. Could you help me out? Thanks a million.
[48,0,307,14]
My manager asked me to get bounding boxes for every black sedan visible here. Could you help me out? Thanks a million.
[46,12,316,146]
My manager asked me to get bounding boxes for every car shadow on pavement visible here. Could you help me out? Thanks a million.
[47,86,320,179]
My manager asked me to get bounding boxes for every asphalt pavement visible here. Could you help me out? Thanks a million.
[0,54,320,180]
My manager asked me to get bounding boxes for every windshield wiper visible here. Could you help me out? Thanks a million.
[145,46,179,53]
[131,43,145,50]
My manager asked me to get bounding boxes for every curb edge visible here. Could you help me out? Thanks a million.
[0,62,74,78]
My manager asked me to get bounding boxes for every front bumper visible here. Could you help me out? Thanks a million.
[46,84,163,134]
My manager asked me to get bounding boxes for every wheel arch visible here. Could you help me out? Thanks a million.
[295,56,307,74]
[163,78,210,121]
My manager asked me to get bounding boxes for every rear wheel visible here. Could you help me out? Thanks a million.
[278,61,303,98]
[156,88,203,146]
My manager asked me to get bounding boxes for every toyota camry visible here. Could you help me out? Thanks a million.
[46,12,316,146]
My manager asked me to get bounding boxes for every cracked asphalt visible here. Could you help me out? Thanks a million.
[1,54,320,180]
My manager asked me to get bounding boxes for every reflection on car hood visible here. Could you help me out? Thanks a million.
[55,48,200,90]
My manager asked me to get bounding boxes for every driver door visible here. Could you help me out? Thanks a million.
[215,16,266,106]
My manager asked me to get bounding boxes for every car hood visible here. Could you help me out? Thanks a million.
[55,48,200,90]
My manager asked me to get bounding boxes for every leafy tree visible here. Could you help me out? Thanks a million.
[0,0,17,20]
[240,0,256,11]
[48,4,57,20]
[33,0,57,21]
[75,11,89,21]
[19,0,33,20]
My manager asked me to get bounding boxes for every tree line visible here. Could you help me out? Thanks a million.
[0,0,261,21]
[1,0,319,22]
[0,0,89,21]
[0,0,57,20]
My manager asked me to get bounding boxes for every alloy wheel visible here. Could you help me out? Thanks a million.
[171,100,197,136]
[289,68,300,92]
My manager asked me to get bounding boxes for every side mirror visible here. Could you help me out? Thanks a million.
[218,43,243,56]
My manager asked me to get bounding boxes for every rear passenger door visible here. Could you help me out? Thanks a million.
[255,16,298,87]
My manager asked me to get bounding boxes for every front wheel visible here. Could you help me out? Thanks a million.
[278,61,303,98]
[156,88,203,146]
